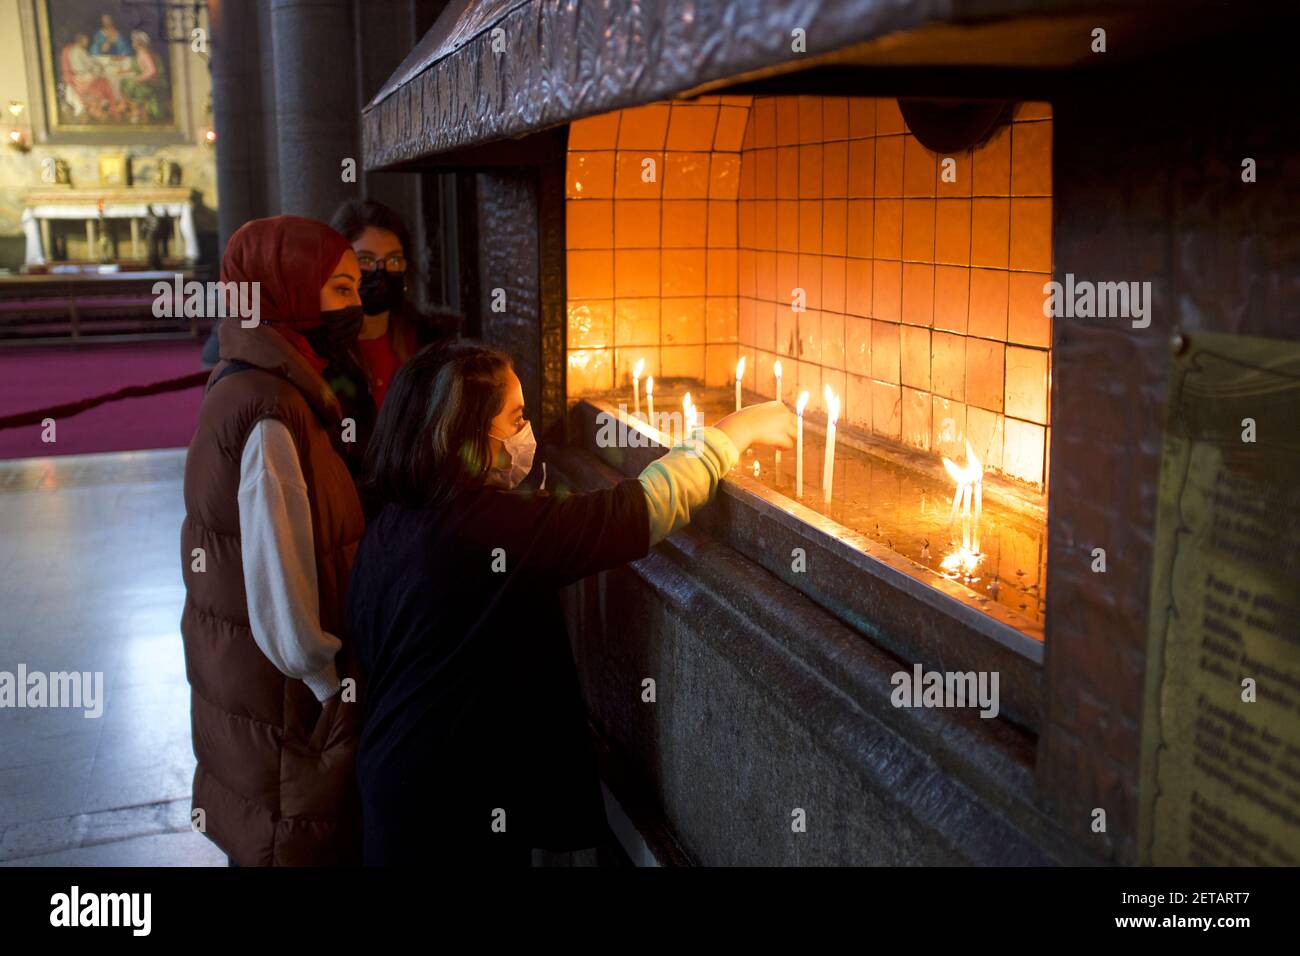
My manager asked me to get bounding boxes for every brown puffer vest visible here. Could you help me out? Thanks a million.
[180,320,365,866]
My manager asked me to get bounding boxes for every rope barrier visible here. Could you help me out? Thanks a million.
[0,370,210,431]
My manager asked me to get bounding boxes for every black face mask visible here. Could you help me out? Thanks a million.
[359,269,405,316]
[303,305,364,365]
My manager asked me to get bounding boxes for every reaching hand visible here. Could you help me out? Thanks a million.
[715,400,797,455]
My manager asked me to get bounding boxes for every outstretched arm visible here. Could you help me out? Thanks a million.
[638,426,738,546]
[639,401,796,546]
[472,401,796,587]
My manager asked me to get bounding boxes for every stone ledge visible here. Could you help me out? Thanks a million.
[548,440,1091,865]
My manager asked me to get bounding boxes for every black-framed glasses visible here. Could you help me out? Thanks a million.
[357,253,407,274]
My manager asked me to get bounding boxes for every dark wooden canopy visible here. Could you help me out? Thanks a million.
[361,0,1214,171]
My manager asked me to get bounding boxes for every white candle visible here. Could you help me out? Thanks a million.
[735,356,746,412]
[646,376,654,431]
[942,440,983,529]
[632,357,644,417]
[795,391,809,498]
[683,391,694,443]
[822,386,840,504]
[821,385,832,496]
[773,360,783,469]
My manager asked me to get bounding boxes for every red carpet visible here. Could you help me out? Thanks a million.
[0,342,207,460]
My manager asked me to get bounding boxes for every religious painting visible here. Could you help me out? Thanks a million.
[35,0,179,134]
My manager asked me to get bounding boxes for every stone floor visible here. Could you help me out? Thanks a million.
[0,449,225,866]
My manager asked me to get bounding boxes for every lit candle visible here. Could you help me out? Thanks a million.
[646,375,655,431]
[735,356,746,412]
[773,359,784,470]
[683,391,695,442]
[632,358,644,418]
[946,472,964,526]
[795,391,809,498]
[822,386,840,504]
[942,440,983,526]
[821,385,832,496]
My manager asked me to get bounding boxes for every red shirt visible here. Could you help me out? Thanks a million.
[356,332,400,409]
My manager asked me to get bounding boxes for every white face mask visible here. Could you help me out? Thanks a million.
[486,419,536,489]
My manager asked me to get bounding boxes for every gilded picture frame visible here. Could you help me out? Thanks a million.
[19,0,195,145]
[97,152,128,186]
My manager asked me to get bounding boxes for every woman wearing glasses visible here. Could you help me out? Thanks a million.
[329,199,458,408]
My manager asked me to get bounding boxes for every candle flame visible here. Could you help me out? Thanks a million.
[796,390,809,415]
[940,547,983,576]
[774,359,783,378]
[752,460,760,476]
[942,440,982,485]
[826,389,840,426]
[633,358,645,379]
[646,375,654,395]
[735,356,746,379]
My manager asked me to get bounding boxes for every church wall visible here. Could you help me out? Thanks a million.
[0,1,218,271]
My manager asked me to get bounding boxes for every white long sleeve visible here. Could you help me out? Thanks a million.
[237,418,342,702]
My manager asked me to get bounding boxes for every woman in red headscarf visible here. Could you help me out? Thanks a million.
[179,215,368,866]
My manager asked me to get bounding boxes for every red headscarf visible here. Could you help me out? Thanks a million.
[220,215,354,373]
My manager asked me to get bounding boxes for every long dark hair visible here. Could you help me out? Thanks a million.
[363,341,512,508]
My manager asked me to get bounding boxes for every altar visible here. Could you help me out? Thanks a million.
[21,187,199,268]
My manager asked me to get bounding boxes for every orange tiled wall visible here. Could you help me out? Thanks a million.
[565,97,752,393]
[566,96,1053,489]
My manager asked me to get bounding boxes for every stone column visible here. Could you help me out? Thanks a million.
[475,170,542,427]
[210,0,268,260]
[269,0,360,221]
[1040,46,1299,865]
